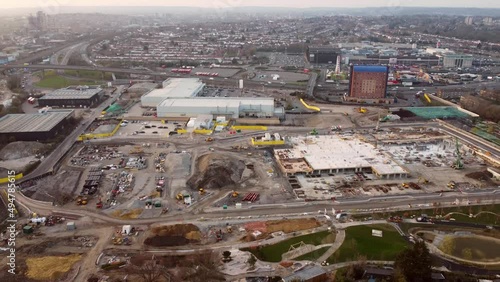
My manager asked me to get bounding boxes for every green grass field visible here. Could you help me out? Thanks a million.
[242,230,335,262]
[327,224,408,264]
[294,246,330,261]
[64,70,113,80]
[35,74,103,89]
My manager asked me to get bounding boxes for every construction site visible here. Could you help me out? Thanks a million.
[2,78,500,281]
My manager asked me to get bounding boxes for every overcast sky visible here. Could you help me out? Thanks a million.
[0,0,498,9]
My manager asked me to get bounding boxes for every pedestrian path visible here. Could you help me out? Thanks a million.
[316,229,346,263]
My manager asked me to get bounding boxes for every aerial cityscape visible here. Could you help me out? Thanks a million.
[0,2,500,282]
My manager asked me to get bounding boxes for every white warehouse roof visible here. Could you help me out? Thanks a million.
[141,78,204,107]
[157,97,274,108]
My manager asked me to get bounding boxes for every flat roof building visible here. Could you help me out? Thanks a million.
[348,65,389,102]
[0,110,74,141]
[140,78,204,107]
[307,46,340,64]
[282,265,328,282]
[157,97,276,119]
[274,135,408,179]
[38,86,104,108]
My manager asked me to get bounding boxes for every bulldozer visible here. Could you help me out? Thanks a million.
[176,193,184,201]
[76,195,88,205]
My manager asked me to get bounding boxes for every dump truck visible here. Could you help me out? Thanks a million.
[77,196,88,205]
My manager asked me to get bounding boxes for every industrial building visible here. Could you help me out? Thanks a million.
[441,54,473,68]
[348,55,440,66]
[348,65,389,102]
[274,135,408,179]
[306,46,340,64]
[38,86,104,108]
[156,97,277,119]
[140,78,204,107]
[0,110,74,141]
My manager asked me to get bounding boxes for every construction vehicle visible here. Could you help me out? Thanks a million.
[215,229,223,242]
[76,195,88,205]
[358,107,367,113]
[310,128,319,135]
[199,188,206,195]
[447,181,456,189]
[231,191,239,197]
[96,198,103,209]
[176,193,184,201]
[401,183,410,188]
[226,226,233,233]
[452,138,464,170]
[205,137,214,142]
[418,177,429,184]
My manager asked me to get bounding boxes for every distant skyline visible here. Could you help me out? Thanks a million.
[0,0,499,9]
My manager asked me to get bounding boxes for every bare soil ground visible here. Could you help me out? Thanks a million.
[244,218,320,234]
[144,224,202,247]
[23,170,82,203]
[187,153,246,190]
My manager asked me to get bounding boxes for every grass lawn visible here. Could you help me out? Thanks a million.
[36,74,103,89]
[294,246,330,261]
[242,230,335,262]
[327,224,408,264]
[64,70,113,80]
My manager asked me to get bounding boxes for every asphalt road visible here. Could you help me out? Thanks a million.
[24,95,118,179]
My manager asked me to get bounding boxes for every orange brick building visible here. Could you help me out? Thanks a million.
[349,65,389,99]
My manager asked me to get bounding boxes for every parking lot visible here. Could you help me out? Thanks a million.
[252,70,309,83]
[268,53,306,67]
[115,120,186,137]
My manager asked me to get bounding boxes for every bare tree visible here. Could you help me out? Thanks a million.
[128,258,171,282]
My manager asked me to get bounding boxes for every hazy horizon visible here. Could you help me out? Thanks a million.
[0,0,499,10]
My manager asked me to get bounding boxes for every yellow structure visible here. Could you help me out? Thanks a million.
[77,120,123,141]
[176,129,187,134]
[424,93,432,103]
[231,125,268,131]
[0,173,23,184]
[194,129,213,135]
[251,137,285,146]
[299,98,321,112]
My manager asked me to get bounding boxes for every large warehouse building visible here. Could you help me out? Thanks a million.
[348,65,389,102]
[157,97,276,119]
[38,86,104,108]
[306,46,340,64]
[0,109,74,141]
[140,78,204,107]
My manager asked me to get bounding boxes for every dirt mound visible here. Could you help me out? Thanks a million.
[466,170,493,181]
[187,153,246,190]
[0,141,49,160]
[145,224,201,247]
[23,170,82,204]
[244,218,320,234]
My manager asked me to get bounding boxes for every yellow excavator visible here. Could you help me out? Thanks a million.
[231,191,239,197]
[199,188,206,195]
[176,193,184,201]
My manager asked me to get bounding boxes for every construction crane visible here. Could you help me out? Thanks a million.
[453,138,464,170]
